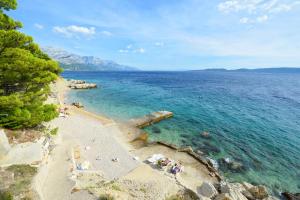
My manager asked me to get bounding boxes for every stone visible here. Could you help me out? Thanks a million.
[72,102,84,108]
[215,193,232,200]
[220,181,231,193]
[0,170,14,190]
[282,192,300,200]
[219,158,245,173]
[201,131,210,138]
[263,196,280,200]
[242,182,254,190]
[0,130,11,158]
[241,190,255,200]
[207,158,219,170]
[197,181,218,198]
[219,182,248,200]
[248,185,269,199]
[69,83,97,89]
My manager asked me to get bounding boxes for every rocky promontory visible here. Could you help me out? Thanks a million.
[68,79,97,89]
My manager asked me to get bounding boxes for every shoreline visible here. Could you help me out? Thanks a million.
[33,77,281,200]
[59,78,222,180]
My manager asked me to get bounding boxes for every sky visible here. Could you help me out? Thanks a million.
[9,0,300,70]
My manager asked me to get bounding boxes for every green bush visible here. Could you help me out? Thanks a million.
[50,127,59,136]
[0,191,13,200]
[99,194,115,200]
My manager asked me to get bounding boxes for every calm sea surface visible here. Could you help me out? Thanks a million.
[62,71,300,194]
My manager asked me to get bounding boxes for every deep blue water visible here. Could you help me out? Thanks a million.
[62,71,300,194]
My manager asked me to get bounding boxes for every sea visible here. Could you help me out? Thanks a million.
[62,70,300,194]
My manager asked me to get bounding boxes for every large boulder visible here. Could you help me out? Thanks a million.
[219,182,248,200]
[282,192,300,200]
[0,130,11,158]
[242,182,254,190]
[248,185,269,199]
[197,181,218,198]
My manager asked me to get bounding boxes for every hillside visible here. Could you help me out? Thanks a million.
[42,47,138,71]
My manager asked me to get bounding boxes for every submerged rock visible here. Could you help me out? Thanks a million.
[201,131,210,138]
[151,126,161,134]
[207,157,219,170]
[282,192,300,200]
[201,141,221,154]
[218,157,246,173]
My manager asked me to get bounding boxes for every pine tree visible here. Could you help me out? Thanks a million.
[0,0,62,129]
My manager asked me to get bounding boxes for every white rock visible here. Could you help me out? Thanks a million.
[0,130,11,158]
[215,193,232,200]
[219,182,248,200]
[242,182,254,190]
[197,181,218,198]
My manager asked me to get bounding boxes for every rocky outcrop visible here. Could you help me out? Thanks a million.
[214,193,232,200]
[215,181,277,200]
[68,80,97,89]
[282,192,300,200]
[69,83,97,89]
[248,185,269,199]
[0,130,11,158]
[72,102,84,108]
[197,181,218,198]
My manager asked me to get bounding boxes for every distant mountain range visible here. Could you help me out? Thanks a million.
[193,68,300,73]
[42,47,138,71]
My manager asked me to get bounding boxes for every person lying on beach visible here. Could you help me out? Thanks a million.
[157,158,171,168]
[170,163,184,174]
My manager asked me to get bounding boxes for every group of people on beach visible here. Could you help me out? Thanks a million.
[157,157,184,175]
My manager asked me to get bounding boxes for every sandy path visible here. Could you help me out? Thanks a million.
[35,111,139,200]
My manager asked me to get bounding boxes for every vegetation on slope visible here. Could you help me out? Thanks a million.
[0,0,62,129]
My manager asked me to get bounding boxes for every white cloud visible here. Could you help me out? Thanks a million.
[119,49,129,53]
[119,45,145,54]
[155,42,164,47]
[256,15,269,22]
[218,0,300,23]
[53,25,96,38]
[239,17,250,24]
[34,23,44,29]
[134,48,145,53]
[100,30,112,36]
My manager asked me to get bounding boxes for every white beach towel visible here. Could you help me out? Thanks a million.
[147,154,164,163]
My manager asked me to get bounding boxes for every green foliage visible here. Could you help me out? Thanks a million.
[0,191,13,200]
[0,0,22,30]
[50,127,58,136]
[0,0,62,129]
[5,165,37,198]
[0,0,17,10]
[99,194,115,200]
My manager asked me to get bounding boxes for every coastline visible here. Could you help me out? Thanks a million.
[33,77,280,200]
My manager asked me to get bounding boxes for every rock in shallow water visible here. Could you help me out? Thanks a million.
[201,141,221,154]
[282,192,300,200]
[151,126,161,134]
[201,131,211,138]
[248,185,269,199]
[218,157,246,173]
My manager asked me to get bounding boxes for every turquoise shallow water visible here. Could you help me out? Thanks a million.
[62,71,300,194]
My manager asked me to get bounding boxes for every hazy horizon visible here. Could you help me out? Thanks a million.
[11,0,300,70]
